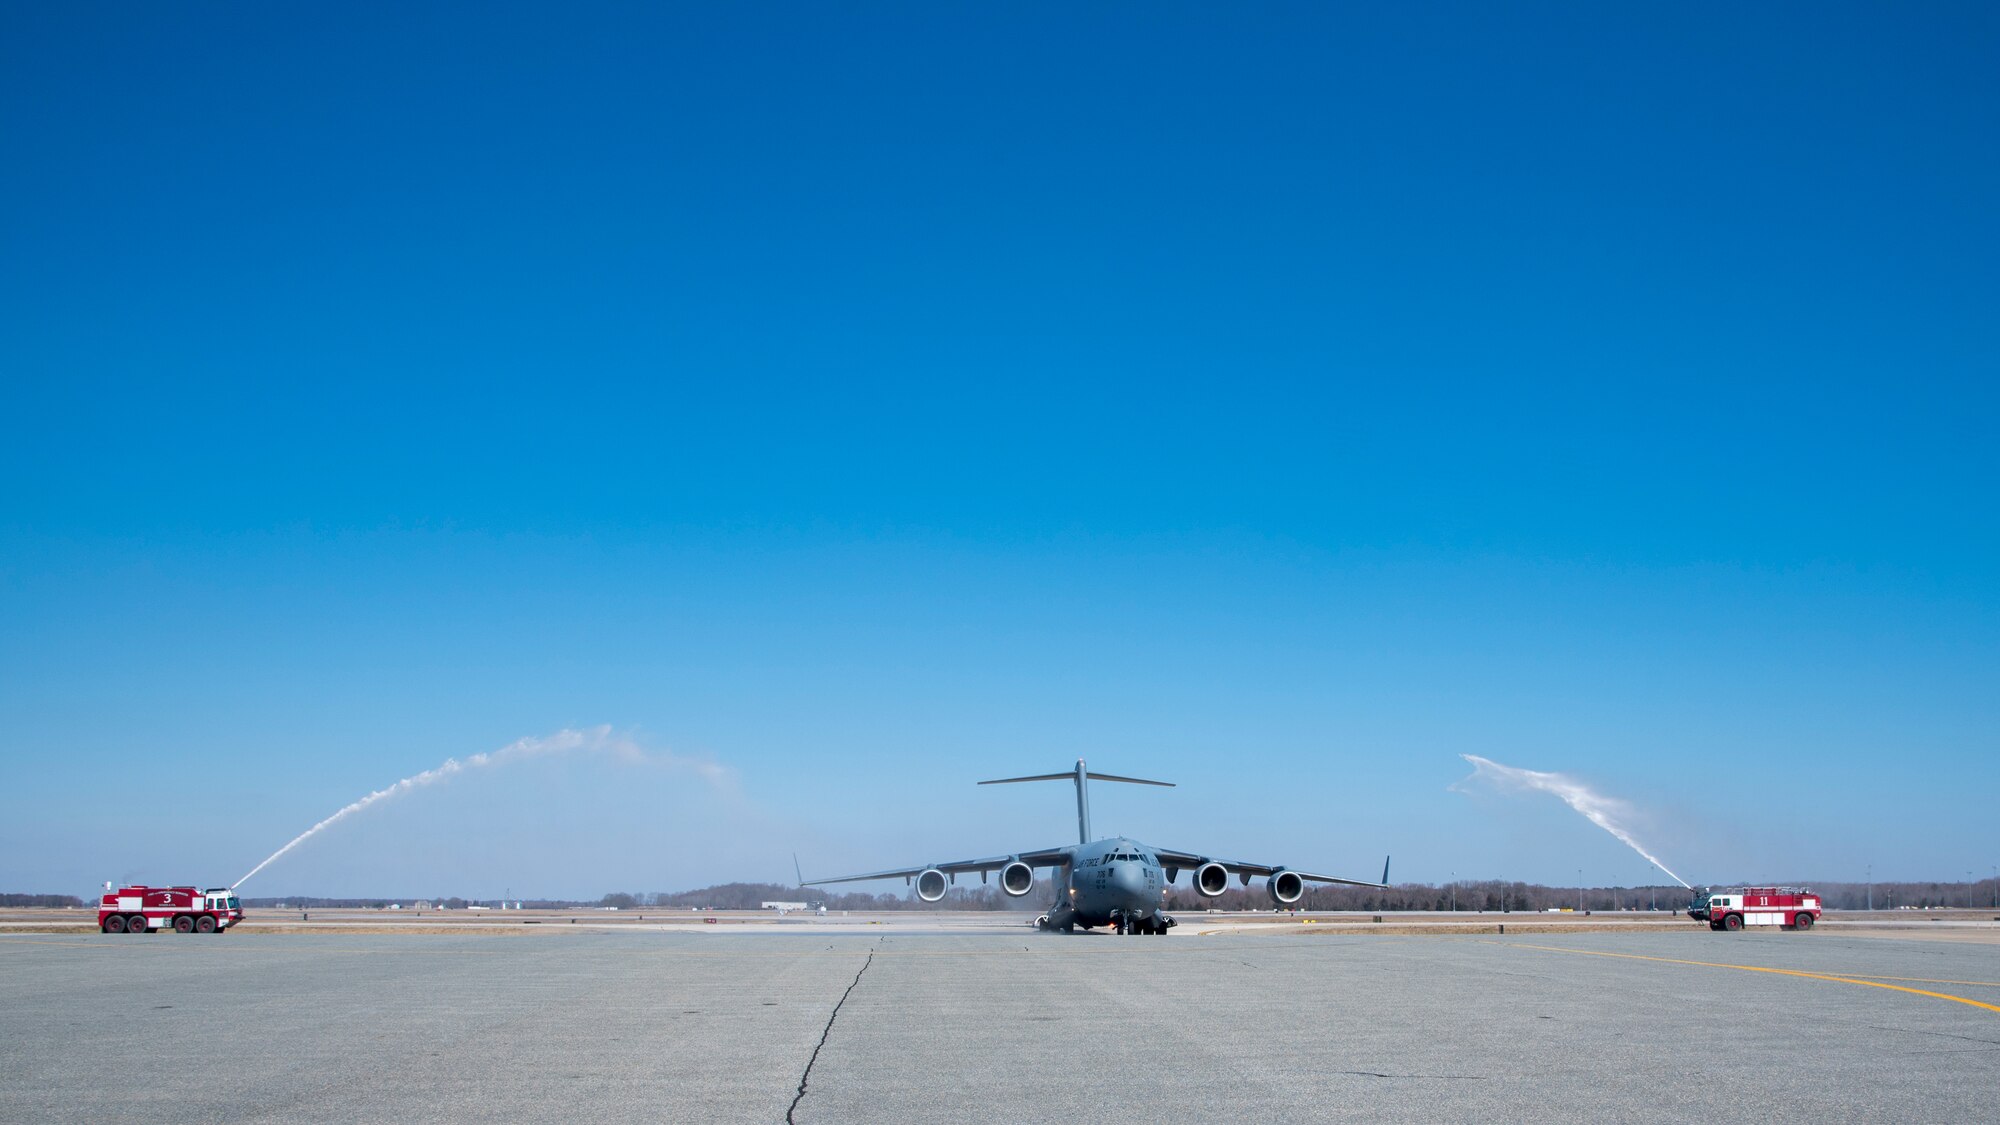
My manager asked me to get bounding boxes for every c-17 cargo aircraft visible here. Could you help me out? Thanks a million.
[805,760,1389,934]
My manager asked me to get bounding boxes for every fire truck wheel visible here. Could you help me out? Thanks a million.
[172,915,194,933]
[1794,913,1814,930]
[196,916,217,934]
[104,915,126,934]
[127,915,149,933]
[1722,914,1743,931]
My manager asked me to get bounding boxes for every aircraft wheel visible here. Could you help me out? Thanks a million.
[103,915,126,934]
[1062,922,1074,934]
[196,916,217,934]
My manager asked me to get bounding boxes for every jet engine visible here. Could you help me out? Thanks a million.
[914,868,948,903]
[1267,870,1304,906]
[1193,862,1230,897]
[999,861,1034,897]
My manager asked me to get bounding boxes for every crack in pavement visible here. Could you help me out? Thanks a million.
[1865,1024,2000,1047]
[1340,1071,1488,1080]
[786,949,874,1124]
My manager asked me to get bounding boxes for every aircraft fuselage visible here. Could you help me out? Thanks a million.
[1046,836,1172,932]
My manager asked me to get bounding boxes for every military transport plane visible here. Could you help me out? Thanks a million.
[805,760,1389,935]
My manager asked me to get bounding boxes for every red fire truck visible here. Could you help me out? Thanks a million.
[98,885,244,934]
[1688,886,1820,931]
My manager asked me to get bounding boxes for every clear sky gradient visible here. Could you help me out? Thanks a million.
[4,5,1995,898]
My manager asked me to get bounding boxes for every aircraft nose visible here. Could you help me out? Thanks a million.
[1111,863,1145,896]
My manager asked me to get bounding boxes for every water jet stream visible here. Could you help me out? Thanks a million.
[1453,753,1692,889]
[234,726,712,889]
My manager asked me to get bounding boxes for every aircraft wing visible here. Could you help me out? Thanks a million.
[1152,848,1391,889]
[803,845,1074,886]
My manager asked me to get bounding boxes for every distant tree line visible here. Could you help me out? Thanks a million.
[0,893,85,908]
[611,875,2000,914]
[187,875,2000,914]
[238,896,575,909]
[1789,879,2000,911]
[635,881,1051,912]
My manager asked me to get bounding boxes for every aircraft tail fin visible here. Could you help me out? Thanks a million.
[978,760,1174,845]
[1382,855,1392,885]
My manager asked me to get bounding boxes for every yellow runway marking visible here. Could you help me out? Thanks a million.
[1499,942,2000,1016]
[1832,975,2000,989]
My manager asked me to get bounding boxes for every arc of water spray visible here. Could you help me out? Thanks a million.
[234,726,724,889]
[1453,754,1692,889]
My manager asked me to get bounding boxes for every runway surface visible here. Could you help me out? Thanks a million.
[2,927,1993,1123]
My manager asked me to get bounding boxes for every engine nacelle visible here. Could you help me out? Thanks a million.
[1193,862,1230,898]
[999,861,1034,897]
[914,868,948,903]
[1267,870,1304,906]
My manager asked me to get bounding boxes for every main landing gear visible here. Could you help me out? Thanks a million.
[1111,911,1175,936]
[1037,911,1177,936]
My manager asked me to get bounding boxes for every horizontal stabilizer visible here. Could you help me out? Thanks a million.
[978,760,1172,845]
[980,771,1174,787]
[1085,771,1174,787]
[978,772,1076,785]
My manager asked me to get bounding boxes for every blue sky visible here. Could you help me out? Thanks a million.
[4,5,1995,897]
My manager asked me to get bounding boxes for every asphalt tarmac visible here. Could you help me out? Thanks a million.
[2,927,1993,1123]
